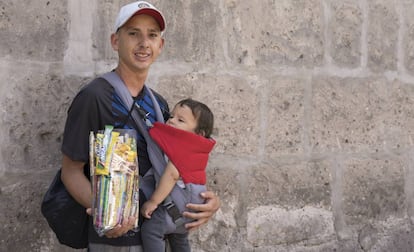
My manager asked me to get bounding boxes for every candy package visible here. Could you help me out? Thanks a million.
[89,125,139,236]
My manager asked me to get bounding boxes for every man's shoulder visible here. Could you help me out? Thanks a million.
[83,75,111,90]
[68,76,114,110]
[148,88,167,105]
[77,76,113,98]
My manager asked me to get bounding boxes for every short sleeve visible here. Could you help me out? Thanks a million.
[61,79,113,162]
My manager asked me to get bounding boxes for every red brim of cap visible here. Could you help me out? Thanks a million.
[135,9,165,32]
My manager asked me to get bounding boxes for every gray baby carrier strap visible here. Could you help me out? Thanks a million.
[101,72,205,231]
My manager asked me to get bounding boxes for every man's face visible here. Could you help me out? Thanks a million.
[111,14,164,73]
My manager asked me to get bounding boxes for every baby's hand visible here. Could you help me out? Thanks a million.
[141,201,158,219]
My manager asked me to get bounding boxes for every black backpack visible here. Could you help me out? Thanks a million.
[41,169,89,248]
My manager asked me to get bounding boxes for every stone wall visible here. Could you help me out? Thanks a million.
[1,0,414,251]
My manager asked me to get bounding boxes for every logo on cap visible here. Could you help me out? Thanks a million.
[138,3,150,8]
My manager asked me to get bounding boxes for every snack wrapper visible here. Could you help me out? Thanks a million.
[89,125,139,236]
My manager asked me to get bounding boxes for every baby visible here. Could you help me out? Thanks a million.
[141,98,215,252]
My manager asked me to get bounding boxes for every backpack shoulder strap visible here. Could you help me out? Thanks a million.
[146,86,164,123]
[100,72,165,179]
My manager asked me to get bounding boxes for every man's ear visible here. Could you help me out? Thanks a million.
[159,38,165,51]
[111,33,119,51]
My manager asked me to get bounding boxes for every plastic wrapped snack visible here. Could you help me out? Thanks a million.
[89,125,139,236]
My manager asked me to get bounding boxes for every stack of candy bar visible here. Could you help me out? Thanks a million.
[89,125,139,236]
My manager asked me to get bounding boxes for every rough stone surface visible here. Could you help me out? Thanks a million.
[0,63,88,174]
[2,0,414,251]
[228,0,324,67]
[310,76,389,153]
[367,0,399,72]
[247,206,335,247]
[343,158,405,225]
[329,0,363,68]
[0,0,68,61]
[247,161,332,208]
[265,76,306,156]
[402,2,414,74]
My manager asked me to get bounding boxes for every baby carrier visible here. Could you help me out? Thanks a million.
[101,72,207,233]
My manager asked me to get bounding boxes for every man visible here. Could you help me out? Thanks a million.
[60,1,220,251]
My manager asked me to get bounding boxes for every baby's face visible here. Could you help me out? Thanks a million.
[167,104,197,133]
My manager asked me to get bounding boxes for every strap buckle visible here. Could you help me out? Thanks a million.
[164,201,186,227]
[164,201,181,222]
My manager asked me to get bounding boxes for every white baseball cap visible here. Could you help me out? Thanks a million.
[114,1,166,33]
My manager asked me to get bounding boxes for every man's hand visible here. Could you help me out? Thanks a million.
[183,191,220,231]
[104,216,137,238]
[86,208,136,238]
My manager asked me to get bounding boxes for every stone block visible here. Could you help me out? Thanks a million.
[386,80,414,151]
[236,0,324,66]
[246,161,332,208]
[0,61,89,173]
[265,76,306,156]
[225,0,324,66]
[358,218,414,251]
[310,77,389,153]
[403,2,414,73]
[343,157,405,225]
[367,0,398,72]
[329,0,362,68]
[157,1,222,65]
[1,173,51,251]
[156,73,261,156]
[205,157,242,211]
[0,0,68,61]
[243,237,360,252]
[246,206,335,247]
[92,1,116,61]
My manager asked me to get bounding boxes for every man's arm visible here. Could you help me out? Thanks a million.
[61,154,92,208]
[183,191,221,231]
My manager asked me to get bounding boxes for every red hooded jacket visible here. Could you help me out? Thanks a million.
[148,122,216,184]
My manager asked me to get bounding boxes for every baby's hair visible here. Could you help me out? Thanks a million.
[175,98,214,138]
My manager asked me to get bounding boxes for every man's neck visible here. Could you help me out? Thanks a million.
[115,67,148,97]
